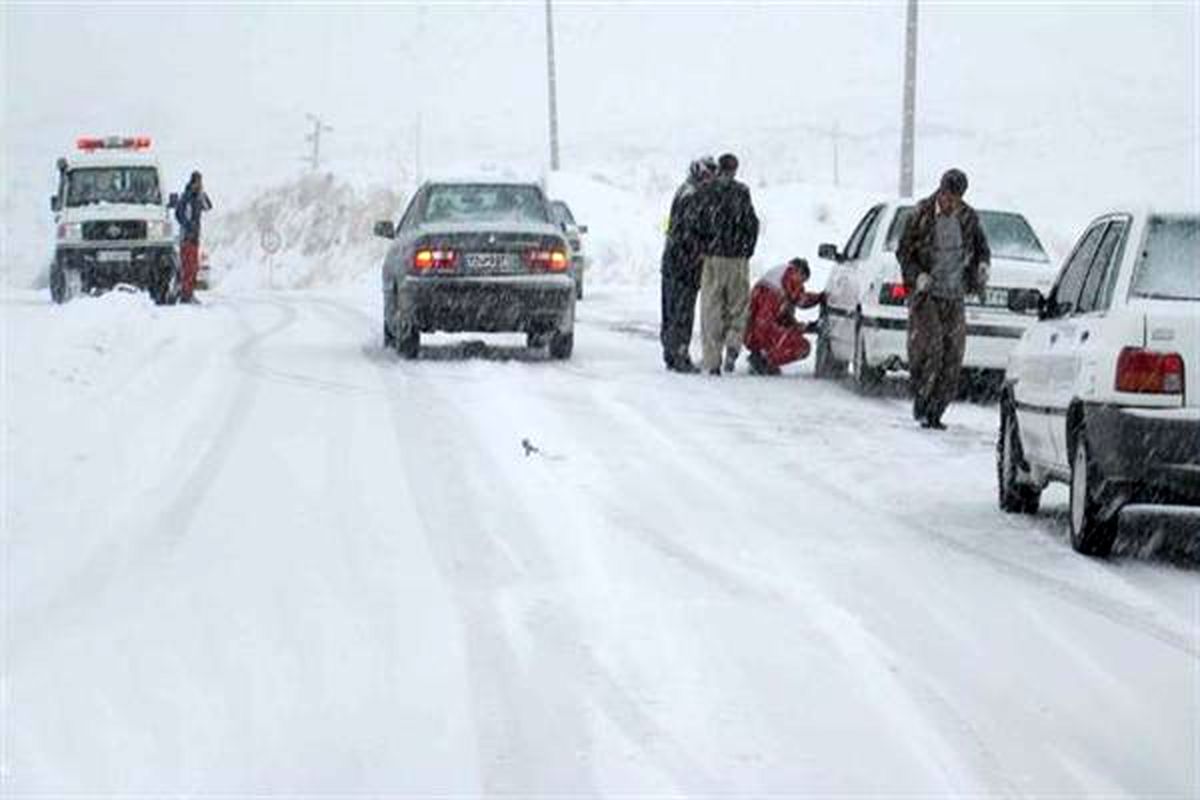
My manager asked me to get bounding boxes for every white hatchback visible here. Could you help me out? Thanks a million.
[814,200,1054,392]
[998,210,1199,555]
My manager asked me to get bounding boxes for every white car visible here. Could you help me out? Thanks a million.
[549,199,588,300]
[49,135,179,305]
[998,210,1199,555]
[814,200,1054,392]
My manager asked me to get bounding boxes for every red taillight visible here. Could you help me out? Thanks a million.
[525,249,569,272]
[413,248,456,271]
[1115,347,1184,395]
[880,282,908,305]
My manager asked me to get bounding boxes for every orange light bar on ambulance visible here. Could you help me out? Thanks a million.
[76,136,152,152]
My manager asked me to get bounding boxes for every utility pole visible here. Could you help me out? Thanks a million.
[544,0,561,171]
[832,122,841,187]
[304,113,333,172]
[899,0,918,197]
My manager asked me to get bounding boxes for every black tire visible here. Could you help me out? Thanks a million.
[526,331,549,350]
[395,326,420,360]
[548,330,574,360]
[149,267,177,306]
[1069,431,1119,556]
[383,321,395,348]
[813,310,846,379]
[852,318,884,393]
[997,402,1041,514]
[50,264,67,304]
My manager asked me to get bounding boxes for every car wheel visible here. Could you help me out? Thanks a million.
[852,318,883,393]
[49,263,67,304]
[548,330,574,360]
[395,326,420,360]
[1069,432,1119,556]
[150,267,177,306]
[813,309,846,379]
[997,402,1041,514]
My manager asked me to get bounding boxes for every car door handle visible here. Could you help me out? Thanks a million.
[1079,330,1090,343]
[1049,333,1059,345]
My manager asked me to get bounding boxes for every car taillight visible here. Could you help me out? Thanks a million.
[1115,347,1184,395]
[525,249,569,272]
[413,248,456,272]
[879,282,908,305]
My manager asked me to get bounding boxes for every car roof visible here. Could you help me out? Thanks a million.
[65,151,161,170]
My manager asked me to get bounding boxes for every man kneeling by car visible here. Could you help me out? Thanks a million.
[744,258,824,375]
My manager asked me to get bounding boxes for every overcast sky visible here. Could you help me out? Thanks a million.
[2,2,1197,279]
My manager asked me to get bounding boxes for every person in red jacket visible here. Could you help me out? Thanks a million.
[744,258,825,375]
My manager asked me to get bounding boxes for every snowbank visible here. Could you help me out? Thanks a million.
[205,173,405,291]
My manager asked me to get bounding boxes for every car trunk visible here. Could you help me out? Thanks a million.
[1141,306,1200,408]
[418,224,564,277]
[970,256,1057,311]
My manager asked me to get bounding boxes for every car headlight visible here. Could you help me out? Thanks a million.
[146,220,172,239]
[56,223,82,241]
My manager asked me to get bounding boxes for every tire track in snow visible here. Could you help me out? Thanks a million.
[10,298,298,657]
[654,375,1200,661]
[312,296,717,794]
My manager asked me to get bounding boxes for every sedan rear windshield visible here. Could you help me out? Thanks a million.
[422,184,549,224]
[66,167,161,207]
[885,207,1049,263]
[1130,216,1199,301]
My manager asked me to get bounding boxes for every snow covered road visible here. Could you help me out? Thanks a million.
[3,285,1198,795]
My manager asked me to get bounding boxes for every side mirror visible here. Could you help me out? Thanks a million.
[374,220,396,239]
[168,193,179,208]
[817,243,843,263]
[50,195,61,212]
[577,224,588,235]
[1007,288,1044,315]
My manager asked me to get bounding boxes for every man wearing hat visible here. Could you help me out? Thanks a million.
[896,168,991,429]
[175,170,213,304]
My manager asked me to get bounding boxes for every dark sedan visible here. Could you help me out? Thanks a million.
[376,181,576,359]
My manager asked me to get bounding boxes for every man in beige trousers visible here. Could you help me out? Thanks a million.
[693,153,760,375]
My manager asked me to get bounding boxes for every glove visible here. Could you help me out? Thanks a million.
[915,272,932,294]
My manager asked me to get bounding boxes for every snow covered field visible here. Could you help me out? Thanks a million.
[3,282,1197,794]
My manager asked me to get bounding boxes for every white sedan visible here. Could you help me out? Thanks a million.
[814,200,1055,392]
[998,209,1199,555]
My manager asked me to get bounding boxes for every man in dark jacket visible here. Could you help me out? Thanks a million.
[175,171,213,303]
[896,168,991,429]
[694,152,759,375]
[660,156,716,372]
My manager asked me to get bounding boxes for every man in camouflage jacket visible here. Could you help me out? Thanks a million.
[896,168,991,429]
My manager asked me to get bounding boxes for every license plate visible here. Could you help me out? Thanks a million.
[97,250,131,263]
[464,252,511,270]
[984,287,1008,307]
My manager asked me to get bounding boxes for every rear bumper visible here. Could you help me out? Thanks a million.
[860,308,1027,371]
[401,275,575,333]
[56,245,176,289]
[1082,404,1200,506]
